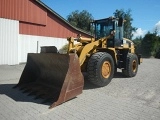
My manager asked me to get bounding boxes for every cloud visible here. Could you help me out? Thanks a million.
[153,21,160,35]
[132,21,160,39]
[155,21,160,29]
[132,28,147,39]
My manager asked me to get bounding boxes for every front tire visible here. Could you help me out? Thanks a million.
[87,52,114,87]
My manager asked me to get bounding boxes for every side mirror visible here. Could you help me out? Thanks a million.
[118,17,123,27]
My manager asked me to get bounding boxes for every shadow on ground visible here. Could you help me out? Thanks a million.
[83,72,126,90]
[0,72,126,106]
[114,72,126,78]
[0,84,51,106]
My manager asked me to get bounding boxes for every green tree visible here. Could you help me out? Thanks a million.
[67,10,94,32]
[133,36,143,54]
[113,9,136,40]
[141,32,160,57]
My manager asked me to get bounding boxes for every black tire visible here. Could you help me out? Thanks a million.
[122,53,138,77]
[87,52,114,87]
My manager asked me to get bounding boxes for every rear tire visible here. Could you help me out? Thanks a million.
[87,52,114,87]
[122,53,138,77]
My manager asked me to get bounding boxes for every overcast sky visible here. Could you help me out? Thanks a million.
[41,0,160,39]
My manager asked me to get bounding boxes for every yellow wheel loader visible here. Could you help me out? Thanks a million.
[15,17,142,109]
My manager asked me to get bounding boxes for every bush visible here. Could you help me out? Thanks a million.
[59,44,68,54]
[155,50,160,59]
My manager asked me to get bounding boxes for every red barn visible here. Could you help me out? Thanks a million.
[0,0,91,65]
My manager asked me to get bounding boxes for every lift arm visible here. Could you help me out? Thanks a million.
[67,36,111,66]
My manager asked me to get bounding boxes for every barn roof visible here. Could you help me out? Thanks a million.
[35,0,92,37]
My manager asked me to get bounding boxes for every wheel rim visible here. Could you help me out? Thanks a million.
[132,60,137,72]
[101,61,111,78]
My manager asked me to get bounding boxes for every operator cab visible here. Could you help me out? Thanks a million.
[93,17,124,47]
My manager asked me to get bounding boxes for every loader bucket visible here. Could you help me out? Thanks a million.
[15,53,84,109]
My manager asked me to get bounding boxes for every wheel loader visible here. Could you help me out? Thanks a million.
[14,17,142,109]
